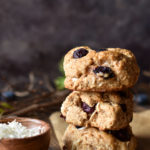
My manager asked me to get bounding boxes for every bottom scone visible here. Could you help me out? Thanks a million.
[62,125,136,150]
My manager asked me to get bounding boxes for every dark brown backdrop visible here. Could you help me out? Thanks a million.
[0,0,150,82]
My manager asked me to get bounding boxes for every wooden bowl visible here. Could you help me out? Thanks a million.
[0,117,50,150]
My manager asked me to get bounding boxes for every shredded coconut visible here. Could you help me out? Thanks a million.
[0,120,45,139]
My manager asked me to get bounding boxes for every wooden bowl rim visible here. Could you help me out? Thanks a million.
[0,117,50,141]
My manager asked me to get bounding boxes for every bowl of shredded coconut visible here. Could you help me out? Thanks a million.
[0,117,50,150]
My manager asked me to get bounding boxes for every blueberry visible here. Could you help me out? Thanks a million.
[93,66,114,79]
[63,145,67,150]
[120,104,127,112]
[81,102,95,114]
[73,48,88,58]
[1,91,16,101]
[106,128,131,142]
[134,93,149,105]
[118,91,127,97]
[95,48,107,52]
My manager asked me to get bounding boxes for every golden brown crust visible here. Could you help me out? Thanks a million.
[62,125,137,150]
[64,46,140,92]
[61,91,133,130]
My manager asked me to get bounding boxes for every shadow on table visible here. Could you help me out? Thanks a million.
[137,137,150,150]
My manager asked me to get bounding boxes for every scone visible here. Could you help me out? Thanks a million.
[64,46,140,92]
[62,125,137,150]
[61,90,133,130]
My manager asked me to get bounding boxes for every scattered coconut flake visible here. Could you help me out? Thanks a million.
[72,78,78,82]
[0,120,45,139]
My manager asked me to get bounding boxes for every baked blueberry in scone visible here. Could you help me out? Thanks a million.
[61,90,133,130]
[64,46,140,92]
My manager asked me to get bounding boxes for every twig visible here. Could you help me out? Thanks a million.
[3,93,50,114]
[28,72,35,90]
[43,75,55,92]
[3,90,69,117]
[15,91,30,97]
[143,70,150,77]
[4,100,62,117]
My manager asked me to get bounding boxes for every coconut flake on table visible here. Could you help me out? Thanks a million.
[0,120,45,139]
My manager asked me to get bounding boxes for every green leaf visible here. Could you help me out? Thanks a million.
[58,57,64,75]
[1,102,12,109]
[0,108,4,116]
[54,76,65,90]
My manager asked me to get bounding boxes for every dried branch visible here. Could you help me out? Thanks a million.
[143,70,150,77]
[3,90,69,117]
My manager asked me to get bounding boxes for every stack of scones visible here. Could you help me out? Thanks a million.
[61,46,140,150]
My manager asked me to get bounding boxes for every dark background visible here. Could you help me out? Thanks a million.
[0,2,150,148]
[0,0,150,83]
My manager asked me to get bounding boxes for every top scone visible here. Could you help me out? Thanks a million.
[64,46,140,92]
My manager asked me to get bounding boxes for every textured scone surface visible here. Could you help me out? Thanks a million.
[64,46,140,92]
[61,90,133,130]
[62,125,136,150]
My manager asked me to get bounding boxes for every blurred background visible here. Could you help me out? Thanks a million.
[0,1,150,149]
[0,0,150,82]
[0,0,149,110]
[0,0,149,111]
